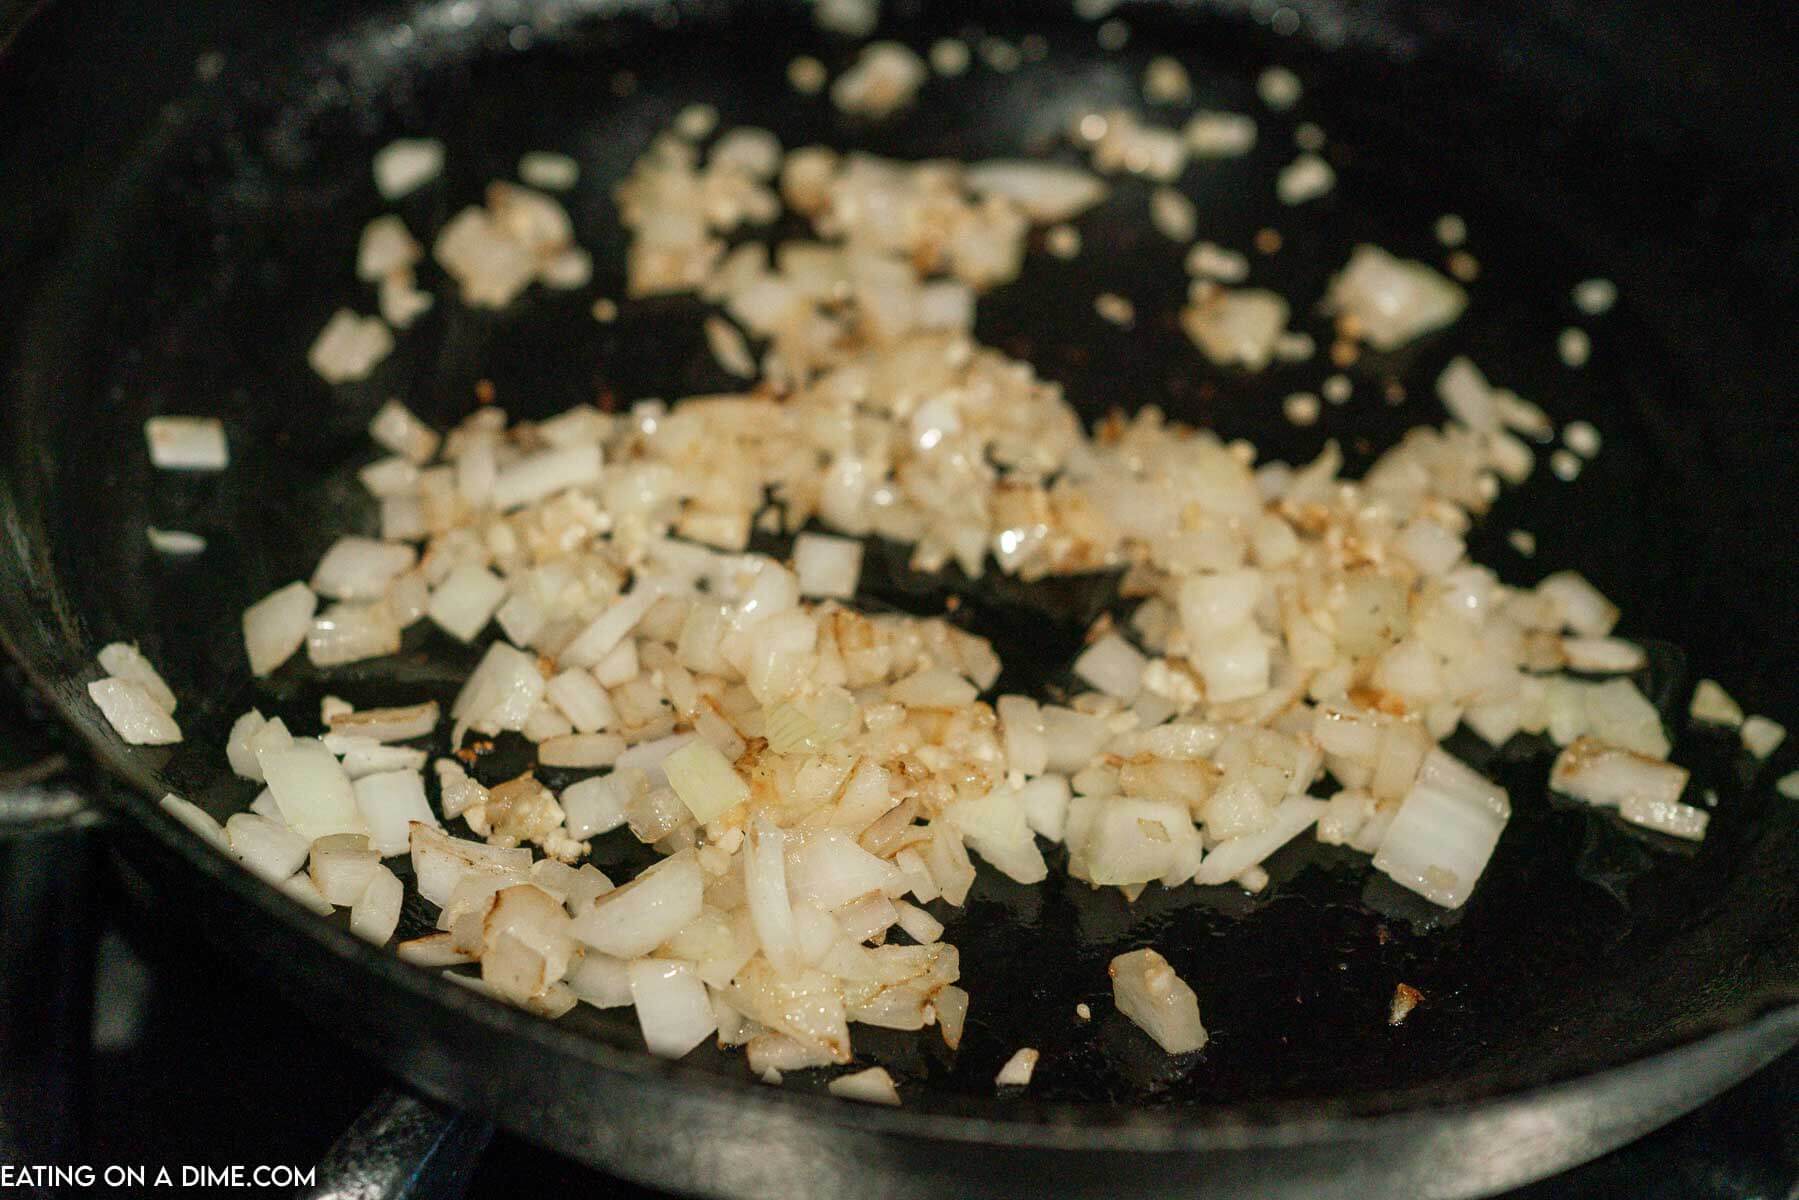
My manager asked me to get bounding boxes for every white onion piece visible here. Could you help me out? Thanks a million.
[946,791,1047,884]
[934,984,969,1050]
[337,741,429,779]
[225,813,312,884]
[888,667,977,708]
[146,527,207,555]
[350,864,404,944]
[1016,774,1071,843]
[262,739,365,841]
[307,602,402,667]
[451,642,547,736]
[561,586,660,669]
[745,817,800,973]
[373,138,444,200]
[830,42,926,119]
[486,885,578,984]
[1561,637,1646,674]
[539,733,628,769]
[546,669,615,732]
[368,400,440,465]
[995,1047,1039,1087]
[248,715,294,765]
[1182,287,1290,370]
[250,789,281,823]
[1325,244,1467,350]
[309,833,381,905]
[312,537,417,601]
[964,161,1107,222]
[923,823,976,906]
[1582,678,1669,758]
[1619,793,1710,841]
[1435,357,1500,433]
[561,771,642,840]
[1742,716,1786,760]
[792,532,863,599]
[1276,153,1334,205]
[88,678,182,745]
[1072,634,1146,701]
[827,1066,901,1106]
[613,732,697,784]
[427,564,507,642]
[357,214,421,280]
[567,953,634,1009]
[1110,948,1207,1054]
[327,701,439,743]
[1395,518,1466,576]
[353,769,439,856]
[409,825,530,908]
[1551,737,1690,813]
[1179,568,1261,637]
[519,150,579,191]
[280,872,338,916]
[996,694,1047,776]
[160,794,228,851]
[395,932,476,967]
[307,310,393,383]
[1537,571,1619,637]
[1184,110,1256,157]
[1076,795,1203,887]
[1372,749,1509,908]
[592,637,641,688]
[491,444,603,512]
[787,829,905,909]
[745,1033,836,1074]
[663,740,750,822]
[1688,679,1744,728]
[570,850,703,959]
[893,900,943,945]
[96,643,176,713]
[143,416,229,470]
[242,582,318,676]
[1040,707,1110,774]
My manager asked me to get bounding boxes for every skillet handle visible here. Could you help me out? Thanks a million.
[301,1089,494,1200]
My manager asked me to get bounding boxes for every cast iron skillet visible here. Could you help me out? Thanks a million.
[1,0,1796,1195]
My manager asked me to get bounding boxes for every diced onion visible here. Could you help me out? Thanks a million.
[628,959,717,1059]
[96,643,176,713]
[1072,633,1146,701]
[353,769,439,856]
[242,582,318,676]
[1688,679,1744,728]
[995,1047,1039,1087]
[350,864,405,944]
[827,1066,901,1105]
[143,416,229,470]
[373,138,445,200]
[88,678,182,745]
[1110,948,1207,1054]
[226,813,312,884]
[311,537,418,601]
[1372,750,1509,908]
[310,833,381,905]
[569,850,704,959]
[261,738,365,841]
[663,740,750,822]
[792,532,864,599]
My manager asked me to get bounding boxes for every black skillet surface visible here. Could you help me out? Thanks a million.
[1,0,1796,1196]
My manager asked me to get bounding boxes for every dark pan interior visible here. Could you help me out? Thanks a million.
[3,0,1796,1128]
